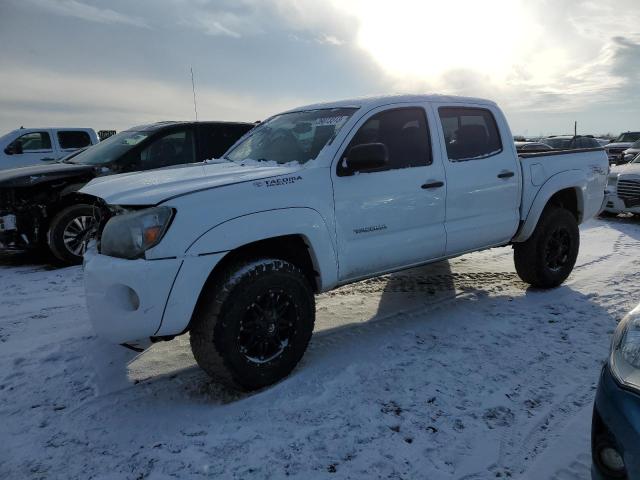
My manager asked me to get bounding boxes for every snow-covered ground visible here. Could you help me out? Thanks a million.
[2,217,639,479]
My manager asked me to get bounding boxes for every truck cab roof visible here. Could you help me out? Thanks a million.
[286,94,497,114]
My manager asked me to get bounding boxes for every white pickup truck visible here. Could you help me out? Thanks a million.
[0,127,99,170]
[81,94,608,390]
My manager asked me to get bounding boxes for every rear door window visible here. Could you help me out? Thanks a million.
[578,137,599,149]
[438,107,502,161]
[58,130,92,149]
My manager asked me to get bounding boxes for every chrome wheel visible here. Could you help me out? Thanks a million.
[62,215,93,256]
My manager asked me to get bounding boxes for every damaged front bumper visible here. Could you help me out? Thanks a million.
[83,245,183,345]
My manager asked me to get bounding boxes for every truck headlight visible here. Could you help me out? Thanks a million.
[101,206,174,259]
[610,306,640,392]
[606,173,618,190]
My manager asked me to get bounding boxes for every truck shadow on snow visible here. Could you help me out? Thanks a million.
[113,257,613,415]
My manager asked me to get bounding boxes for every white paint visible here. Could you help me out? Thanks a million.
[80,94,608,345]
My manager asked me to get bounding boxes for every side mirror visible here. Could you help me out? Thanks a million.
[345,143,388,173]
[4,141,23,155]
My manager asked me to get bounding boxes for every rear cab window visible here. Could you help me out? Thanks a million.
[57,130,92,150]
[438,107,502,161]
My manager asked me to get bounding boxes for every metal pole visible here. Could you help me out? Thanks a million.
[191,66,198,122]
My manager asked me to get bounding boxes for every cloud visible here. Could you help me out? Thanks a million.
[170,0,355,42]
[1,0,638,136]
[17,0,149,28]
[0,66,307,134]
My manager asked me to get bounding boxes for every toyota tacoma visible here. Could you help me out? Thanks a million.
[80,95,608,390]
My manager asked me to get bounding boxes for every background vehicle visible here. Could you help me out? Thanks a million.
[592,304,640,479]
[605,132,640,165]
[540,135,602,150]
[514,141,553,152]
[0,121,254,264]
[0,127,99,170]
[621,140,640,163]
[602,154,640,216]
[81,94,607,391]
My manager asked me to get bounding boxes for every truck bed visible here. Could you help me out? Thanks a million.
[516,147,608,240]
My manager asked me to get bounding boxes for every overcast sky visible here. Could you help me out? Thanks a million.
[1,0,638,137]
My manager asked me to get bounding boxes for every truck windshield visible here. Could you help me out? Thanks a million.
[66,130,149,165]
[615,133,640,143]
[226,108,357,165]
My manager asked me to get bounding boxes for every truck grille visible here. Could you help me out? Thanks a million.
[618,178,640,207]
[607,147,626,155]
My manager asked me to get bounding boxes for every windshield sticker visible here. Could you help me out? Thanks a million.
[253,175,302,188]
[314,116,349,126]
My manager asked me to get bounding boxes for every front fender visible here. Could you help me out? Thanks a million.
[186,207,339,291]
[153,208,339,337]
[512,170,586,243]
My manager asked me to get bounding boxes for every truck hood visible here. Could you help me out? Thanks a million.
[0,162,95,188]
[612,162,640,176]
[80,161,304,205]
[606,142,634,150]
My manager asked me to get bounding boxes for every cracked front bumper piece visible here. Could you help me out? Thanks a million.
[83,246,182,344]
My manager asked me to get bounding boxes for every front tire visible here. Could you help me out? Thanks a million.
[47,204,95,265]
[513,207,579,288]
[190,258,315,391]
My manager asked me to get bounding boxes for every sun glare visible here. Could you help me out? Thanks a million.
[349,0,526,81]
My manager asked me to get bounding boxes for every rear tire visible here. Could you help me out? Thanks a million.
[513,207,579,288]
[189,258,315,391]
[47,204,95,265]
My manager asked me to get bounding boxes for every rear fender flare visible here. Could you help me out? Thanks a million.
[513,170,586,243]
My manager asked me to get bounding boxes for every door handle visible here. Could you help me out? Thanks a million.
[421,181,444,189]
[41,157,55,161]
[497,171,515,179]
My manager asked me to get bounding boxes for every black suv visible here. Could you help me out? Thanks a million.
[0,121,254,264]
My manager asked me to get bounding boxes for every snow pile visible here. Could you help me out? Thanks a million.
[1,218,639,478]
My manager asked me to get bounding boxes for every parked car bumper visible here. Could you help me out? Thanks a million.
[592,364,640,479]
[83,246,183,344]
[602,193,640,214]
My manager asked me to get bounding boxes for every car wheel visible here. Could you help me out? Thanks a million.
[47,204,95,265]
[513,206,579,288]
[190,258,315,391]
